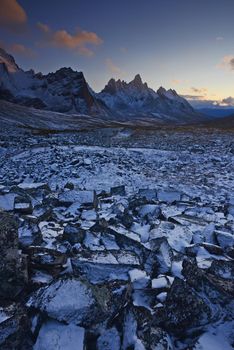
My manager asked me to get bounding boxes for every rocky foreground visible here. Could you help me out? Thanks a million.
[0,128,234,349]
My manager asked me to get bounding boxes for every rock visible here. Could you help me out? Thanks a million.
[182,259,234,300]
[0,211,26,299]
[117,209,134,229]
[111,185,126,196]
[72,250,140,283]
[14,196,33,214]
[208,260,234,280]
[138,204,161,221]
[63,224,86,245]
[27,277,105,327]
[0,193,16,211]
[97,327,121,350]
[138,189,157,201]
[64,182,74,190]
[151,276,170,290]
[158,278,211,336]
[17,182,49,191]
[216,230,234,249]
[157,190,181,203]
[34,320,85,350]
[25,246,67,276]
[150,222,193,252]
[58,190,98,208]
[145,237,173,276]
[0,303,33,349]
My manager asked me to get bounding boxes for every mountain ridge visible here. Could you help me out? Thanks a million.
[0,47,205,123]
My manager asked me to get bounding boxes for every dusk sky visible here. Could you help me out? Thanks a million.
[0,0,234,107]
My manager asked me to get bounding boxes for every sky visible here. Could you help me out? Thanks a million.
[0,0,234,108]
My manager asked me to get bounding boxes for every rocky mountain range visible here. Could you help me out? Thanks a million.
[0,47,204,123]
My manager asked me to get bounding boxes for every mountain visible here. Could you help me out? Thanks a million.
[0,48,109,116]
[198,108,234,118]
[97,74,203,122]
[0,47,206,123]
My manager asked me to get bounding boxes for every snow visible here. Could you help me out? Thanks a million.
[34,320,85,350]
[194,321,234,350]
[151,276,169,289]
[0,310,10,324]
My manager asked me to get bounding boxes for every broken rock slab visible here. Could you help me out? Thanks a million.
[157,190,182,203]
[58,190,98,208]
[34,320,85,350]
[27,277,105,327]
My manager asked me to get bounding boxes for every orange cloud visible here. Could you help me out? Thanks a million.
[9,43,35,57]
[106,58,123,74]
[217,55,234,71]
[1,41,35,58]
[0,0,27,29]
[37,23,103,56]
[37,22,50,33]
[171,79,181,85]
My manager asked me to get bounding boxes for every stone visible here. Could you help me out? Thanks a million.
[14,196,33,214]
[157,190,181,203]
[58,190,98,208]
[27,277,105,327]
[216,230,234,249]
[159,278,211,335]
[0,193,16,211]
[97,327,121,350]
[34,320,85,350]
[145,237,174,276]
[138,188,157,201]
[111,185,126,196]
[63,224,86,245]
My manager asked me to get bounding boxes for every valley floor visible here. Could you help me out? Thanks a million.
[0,127,233,349]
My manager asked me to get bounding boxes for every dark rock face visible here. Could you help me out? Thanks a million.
[0,303,33,350]
[0,211,26,299]
[159,278,211,336]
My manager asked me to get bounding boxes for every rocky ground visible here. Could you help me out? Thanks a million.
[0,127,233,349]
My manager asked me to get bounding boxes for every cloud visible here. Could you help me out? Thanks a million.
[220,96,234,106]
[105,58,123,75]
[37,22,50,33]
[217,55,234,71]
[216,36,224,41]
[9,43,35,57]
[190,87,208,95]
[182,95,205,100]
[0,41,35,58]
[37,22,103,56]
[0,0,27,30]
[171,79,181,85]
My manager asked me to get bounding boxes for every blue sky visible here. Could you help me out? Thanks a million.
[0,0,234,106]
